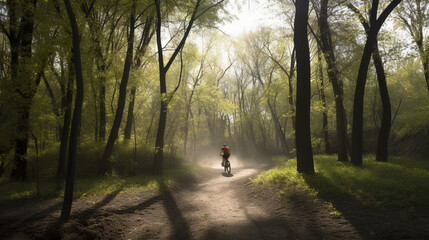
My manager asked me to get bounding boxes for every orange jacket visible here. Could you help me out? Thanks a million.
[221,146,230,155]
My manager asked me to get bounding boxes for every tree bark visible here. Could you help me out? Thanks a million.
[124,87,136,140]
[347,2,392,162]
[373,42,391,162]
[56,58,74,191]
[60,0,85,221]
[317,49,330,153]
[318,0,348,161]
[351,0,402,166]
[9,0,38,180]
[288,48,296,131]
[294,0,314,173]
[153,0,202,175]
[255,73,290,156]
[124,13,155,141]
[99,0,136,175]
[99,82,106,140]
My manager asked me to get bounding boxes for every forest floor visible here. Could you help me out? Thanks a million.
[0,163,428,239]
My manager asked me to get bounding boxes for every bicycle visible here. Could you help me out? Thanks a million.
[221,155,231,174]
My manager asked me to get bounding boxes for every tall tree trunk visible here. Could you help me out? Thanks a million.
[318,49,330,154]
[9,0,37,180]
[153,0,201,175]
[255,73,289,156]
[423,56,429,92]
[60,0,85,221]
[99,83,106,140]
[373,42,391,162]
[351,0,402,166]
[351,31,377,166]
[124,87,136,140]
[346,1,392,162]
[56,59,74,191]
[294,0,314,173]
[288,47,296,131]
[267,99,289,155]
[153,94,168,175]
[99,0,135,175]
[318,0,348,161]
[183,86,196,159]
[124,14,155,141]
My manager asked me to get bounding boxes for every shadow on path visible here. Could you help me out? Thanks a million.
[157,180,191,240]
[303,173,429,239]
[222,172,234,177]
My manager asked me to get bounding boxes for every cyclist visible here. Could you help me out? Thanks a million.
[220,143,231,166]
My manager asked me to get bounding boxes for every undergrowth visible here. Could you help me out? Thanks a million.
[0,167,197,200]
[254,155,429,209]
[0,141,196,200]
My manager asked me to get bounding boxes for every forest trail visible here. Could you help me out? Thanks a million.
[126,164,362,240]
[0,164,362,240]
[164,166,293,239]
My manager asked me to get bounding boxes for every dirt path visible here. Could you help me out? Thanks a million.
[165,167,293,239]
[0,165,363,240]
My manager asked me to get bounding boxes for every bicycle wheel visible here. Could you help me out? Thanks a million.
[225,161,231,174]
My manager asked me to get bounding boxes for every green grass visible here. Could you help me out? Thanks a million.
[0,140,194,200]
[254,155,429,209]
[0,166,197,200]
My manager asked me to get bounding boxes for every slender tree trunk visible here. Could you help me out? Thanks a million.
[373,41,391,162]
[351,31,377,166]
[318,0,348,161]
[183,88,196,159]
[60,0,85,221]
[99,84,106,140]
[288,48,296,131]
[294,0,314,173]
[99,0,135,175]
[256,72,289,155]
[153,0,201,175]
[350,0,402,166]
[346,1,392,162]
[318,49,330,153]
[124,87,136,140]
[56,59,74,191]
[153,94,168,175]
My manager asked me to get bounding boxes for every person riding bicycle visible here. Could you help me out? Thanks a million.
[220,143,231,167]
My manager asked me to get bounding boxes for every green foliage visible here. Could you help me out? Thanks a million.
[392,110,429,140]
[0,167,193,200]
[254,155,429,209]
[0,152,196,200]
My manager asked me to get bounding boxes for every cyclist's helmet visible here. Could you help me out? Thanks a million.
[223,143,227,146]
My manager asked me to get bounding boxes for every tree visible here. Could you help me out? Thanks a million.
[314,0,349,162]
[124,12,155,141]
[351,0,402,166]
[294,0,314,173]
[396,0,429,92]
[316,48,330,154]
[99,0,136,175]
[3,0,39,180]
[347,2,392,162]
[153,0,225,175]
[60,0,85,221]
[242,29,291,156]
[56,57,74,191]
[80,0,125,141]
